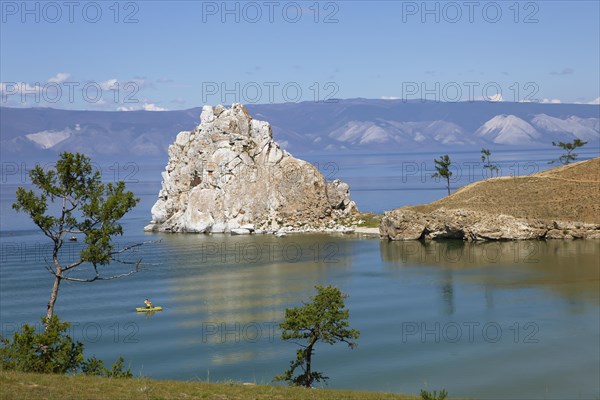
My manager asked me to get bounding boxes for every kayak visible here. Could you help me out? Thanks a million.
[135,306,163,312]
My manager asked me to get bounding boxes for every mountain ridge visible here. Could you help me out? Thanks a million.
[1,100,598,161]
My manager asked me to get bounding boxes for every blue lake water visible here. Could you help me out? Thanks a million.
[1,150,599,399]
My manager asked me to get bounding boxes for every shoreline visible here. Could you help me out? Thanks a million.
[145,225,382,237]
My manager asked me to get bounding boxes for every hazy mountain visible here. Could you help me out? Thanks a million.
[1,99,598,162]
[530,114,600,142]
[475,115,541,145]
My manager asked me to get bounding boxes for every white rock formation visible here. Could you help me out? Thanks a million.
[145,104,356,233]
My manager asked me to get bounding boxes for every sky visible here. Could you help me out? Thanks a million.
[1,0,599,110]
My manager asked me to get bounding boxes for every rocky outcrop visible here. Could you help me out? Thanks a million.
[380,208,600,241]
[381,158,600,241]
[145,104,356,233]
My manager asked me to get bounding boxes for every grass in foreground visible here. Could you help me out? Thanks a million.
[0,370,420,400]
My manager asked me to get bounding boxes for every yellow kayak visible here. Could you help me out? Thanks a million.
[136,306,163,312]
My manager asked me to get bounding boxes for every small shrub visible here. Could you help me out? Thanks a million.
[1,315,131,378]
[0,315,83,374]
[110,356,133,378]
[82,356,107,376]
[421,389,448,400]
[82,355,132,378]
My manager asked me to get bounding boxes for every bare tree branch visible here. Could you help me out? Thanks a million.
[43,257,57,277]
[109,240,160,256]
[111,258,144,266]
[62,260,84,272]
[61,260,142,283]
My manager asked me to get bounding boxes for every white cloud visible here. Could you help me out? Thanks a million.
[89,99,108,107]
[142,103,167,111]
[487,93,503,102]
[99,79,119,90]
[1,75,156,109]
[473,93,503,102]
[519,98,557,103]
[47,73,70,84]
[381,96,401,100]
[117,103,167,112]
[588,97,600,105]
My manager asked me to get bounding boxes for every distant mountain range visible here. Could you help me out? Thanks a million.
[1,99,598,161]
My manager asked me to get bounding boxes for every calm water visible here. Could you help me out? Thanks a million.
[1,151,599,399]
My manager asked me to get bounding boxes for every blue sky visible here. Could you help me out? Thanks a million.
[1,0,599,110]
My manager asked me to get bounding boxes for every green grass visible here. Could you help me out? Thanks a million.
[337,212,383,229]
[356,212,383,228]
[0,370,420,400]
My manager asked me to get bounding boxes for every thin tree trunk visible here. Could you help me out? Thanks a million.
[305,346,312,386]
[305,338,315,387]
[446,177,451,195]
[46,233,62,327]
[46,275,61,324]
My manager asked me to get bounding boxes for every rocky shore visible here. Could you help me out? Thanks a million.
[380,208,600,241]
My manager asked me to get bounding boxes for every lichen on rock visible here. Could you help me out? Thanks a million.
[145,103,357,233]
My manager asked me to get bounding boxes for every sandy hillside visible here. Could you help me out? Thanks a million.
[407,157,600,224]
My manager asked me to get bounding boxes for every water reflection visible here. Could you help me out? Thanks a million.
[380,240,600,305]
[160,234,354,364]
[440,269,454,315]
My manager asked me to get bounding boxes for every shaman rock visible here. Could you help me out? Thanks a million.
[145,103,356,233]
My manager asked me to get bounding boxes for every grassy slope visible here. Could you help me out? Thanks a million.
[0,370,421,400]
[407,157,600,223]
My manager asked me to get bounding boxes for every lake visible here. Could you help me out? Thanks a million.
[1,150,599,399]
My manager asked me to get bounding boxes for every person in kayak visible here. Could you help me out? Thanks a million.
[144,298,153,309]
